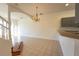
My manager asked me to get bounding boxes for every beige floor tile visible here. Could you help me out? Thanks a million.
[21,38,63,56]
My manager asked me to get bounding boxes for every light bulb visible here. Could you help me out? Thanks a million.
[65,3,69,7]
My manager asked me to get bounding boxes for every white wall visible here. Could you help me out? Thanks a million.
[16,9,75,40]
[0,3,8,20]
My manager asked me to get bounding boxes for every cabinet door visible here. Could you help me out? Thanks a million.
[59,35,75,56]
[74,39,79,56]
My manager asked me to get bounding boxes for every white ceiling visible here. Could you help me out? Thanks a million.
[10,3,75,16]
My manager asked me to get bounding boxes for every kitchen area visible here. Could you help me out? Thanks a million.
[59,3,79,56]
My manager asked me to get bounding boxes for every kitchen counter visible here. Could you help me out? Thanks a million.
[59,29,79,39]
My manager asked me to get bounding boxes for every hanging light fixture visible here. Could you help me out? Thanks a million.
[32,6,40,22]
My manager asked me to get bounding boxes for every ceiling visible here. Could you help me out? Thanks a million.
[9,3,75,16]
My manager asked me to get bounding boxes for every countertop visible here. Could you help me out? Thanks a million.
[59,29,79,39]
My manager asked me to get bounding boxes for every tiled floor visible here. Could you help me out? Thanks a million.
[21,37,63,56]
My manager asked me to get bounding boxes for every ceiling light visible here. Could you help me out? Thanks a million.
[32,6,40,22]
[65,3,69,7]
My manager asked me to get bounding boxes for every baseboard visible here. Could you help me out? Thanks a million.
[20,35,59,41]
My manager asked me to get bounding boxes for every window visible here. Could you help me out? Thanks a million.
[0,16,9,40]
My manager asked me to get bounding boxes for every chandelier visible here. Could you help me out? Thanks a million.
[32,6,40,22]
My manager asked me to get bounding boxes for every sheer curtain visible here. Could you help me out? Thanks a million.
[11,20,21,46]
